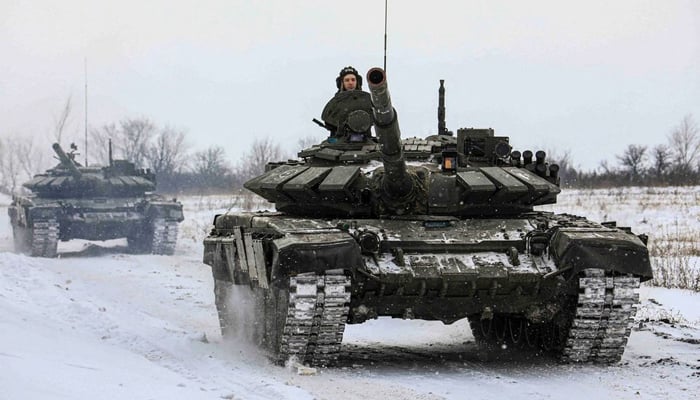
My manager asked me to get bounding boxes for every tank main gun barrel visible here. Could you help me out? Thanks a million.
[366,67,413,200]
[52,143,83,180]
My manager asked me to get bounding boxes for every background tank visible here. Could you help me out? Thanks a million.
[203,68,652,367]
[8,142,184,257]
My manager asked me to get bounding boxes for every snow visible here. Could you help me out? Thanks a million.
[1,190,699,400]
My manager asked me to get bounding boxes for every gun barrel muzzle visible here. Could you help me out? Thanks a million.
[366,67,394,126]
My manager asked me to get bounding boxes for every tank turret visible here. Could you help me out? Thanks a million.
[52,142,83,180]
[245,67,562,217]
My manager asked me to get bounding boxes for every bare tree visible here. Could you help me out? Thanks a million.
[89,123,118,165]
[651,144,671,179]
[16,137,49,179]
[598,159,615,174]
[53,96,74,143]
[668,114,700,177]
[616,144,648,181]
[119,118,156,166]
[237,137,286,181]
[193,146,231,177]
[146,127,189,175]
[296,135,319,150]
[89,117,155,167]
[0,137,27,194]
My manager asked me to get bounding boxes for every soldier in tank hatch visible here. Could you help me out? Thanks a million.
[336,66,362,92]
[320,66,375,141]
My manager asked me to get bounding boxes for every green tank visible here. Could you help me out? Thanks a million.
[203,68,652,366]
[8,142,184,257]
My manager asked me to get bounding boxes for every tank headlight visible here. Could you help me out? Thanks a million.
[357,231,380,254]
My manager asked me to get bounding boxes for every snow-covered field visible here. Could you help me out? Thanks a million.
[1,189,699,400]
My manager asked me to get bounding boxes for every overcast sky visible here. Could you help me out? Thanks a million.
[1,0,698,170]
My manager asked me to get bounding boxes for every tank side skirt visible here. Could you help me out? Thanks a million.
[234,227,249,273]
[252,240,269,289]
[243,233,259,285]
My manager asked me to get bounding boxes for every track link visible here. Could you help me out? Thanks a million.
[277,272,351,366]
[151,218,179,255]
[30,219,59,258]
[561,268,640,363]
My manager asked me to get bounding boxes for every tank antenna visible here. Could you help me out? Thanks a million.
[383,0,388,71]
[84,57,88,166]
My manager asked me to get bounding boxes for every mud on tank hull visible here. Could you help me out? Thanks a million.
[203,211,652,366]
[8,195,184,257]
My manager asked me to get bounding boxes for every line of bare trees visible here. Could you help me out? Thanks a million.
[2,111,699,195]
[0,113,286,195]
[564,114,700,187]
[88,117,287,194]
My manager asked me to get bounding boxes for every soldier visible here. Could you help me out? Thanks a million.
[319,66,374,140]
[335,66,363,92]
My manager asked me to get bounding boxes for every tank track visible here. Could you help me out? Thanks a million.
[30,219,59,258]
[560,268,640,363]
[150,218,179,255]
[277,272,351,366]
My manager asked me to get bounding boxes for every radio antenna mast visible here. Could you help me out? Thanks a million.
[383,0,388,71]
[84,57,88,166]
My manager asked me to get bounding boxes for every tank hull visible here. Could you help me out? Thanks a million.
[203,211,650,365]
[8,195,183,257]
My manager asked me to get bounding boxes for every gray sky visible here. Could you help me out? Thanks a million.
[1,0,698,170]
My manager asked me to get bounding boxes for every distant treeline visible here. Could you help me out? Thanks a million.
[1,114,698,195]
[529,114,700,189]
[0,116,287,196]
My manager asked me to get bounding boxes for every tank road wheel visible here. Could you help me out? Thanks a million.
[265,272,351,367]
[557,268,641,364]
[29,219,59,258]
[468,314,513,360]
[469,314,567,360]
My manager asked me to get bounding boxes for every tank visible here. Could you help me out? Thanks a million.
[203,67,652,366]
[8,142,184,257]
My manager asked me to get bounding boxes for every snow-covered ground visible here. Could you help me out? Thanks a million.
[1,189,699,400]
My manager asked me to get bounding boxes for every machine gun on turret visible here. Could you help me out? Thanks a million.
[52,142,83,180]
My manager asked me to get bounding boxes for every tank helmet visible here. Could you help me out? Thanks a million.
[336,66,363,90]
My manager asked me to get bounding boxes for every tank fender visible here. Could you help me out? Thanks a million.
[549,228,653,281]
[270,232,362,285]
[144,202,184,221]
[28,205,61,222]
[213,212,259,232]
